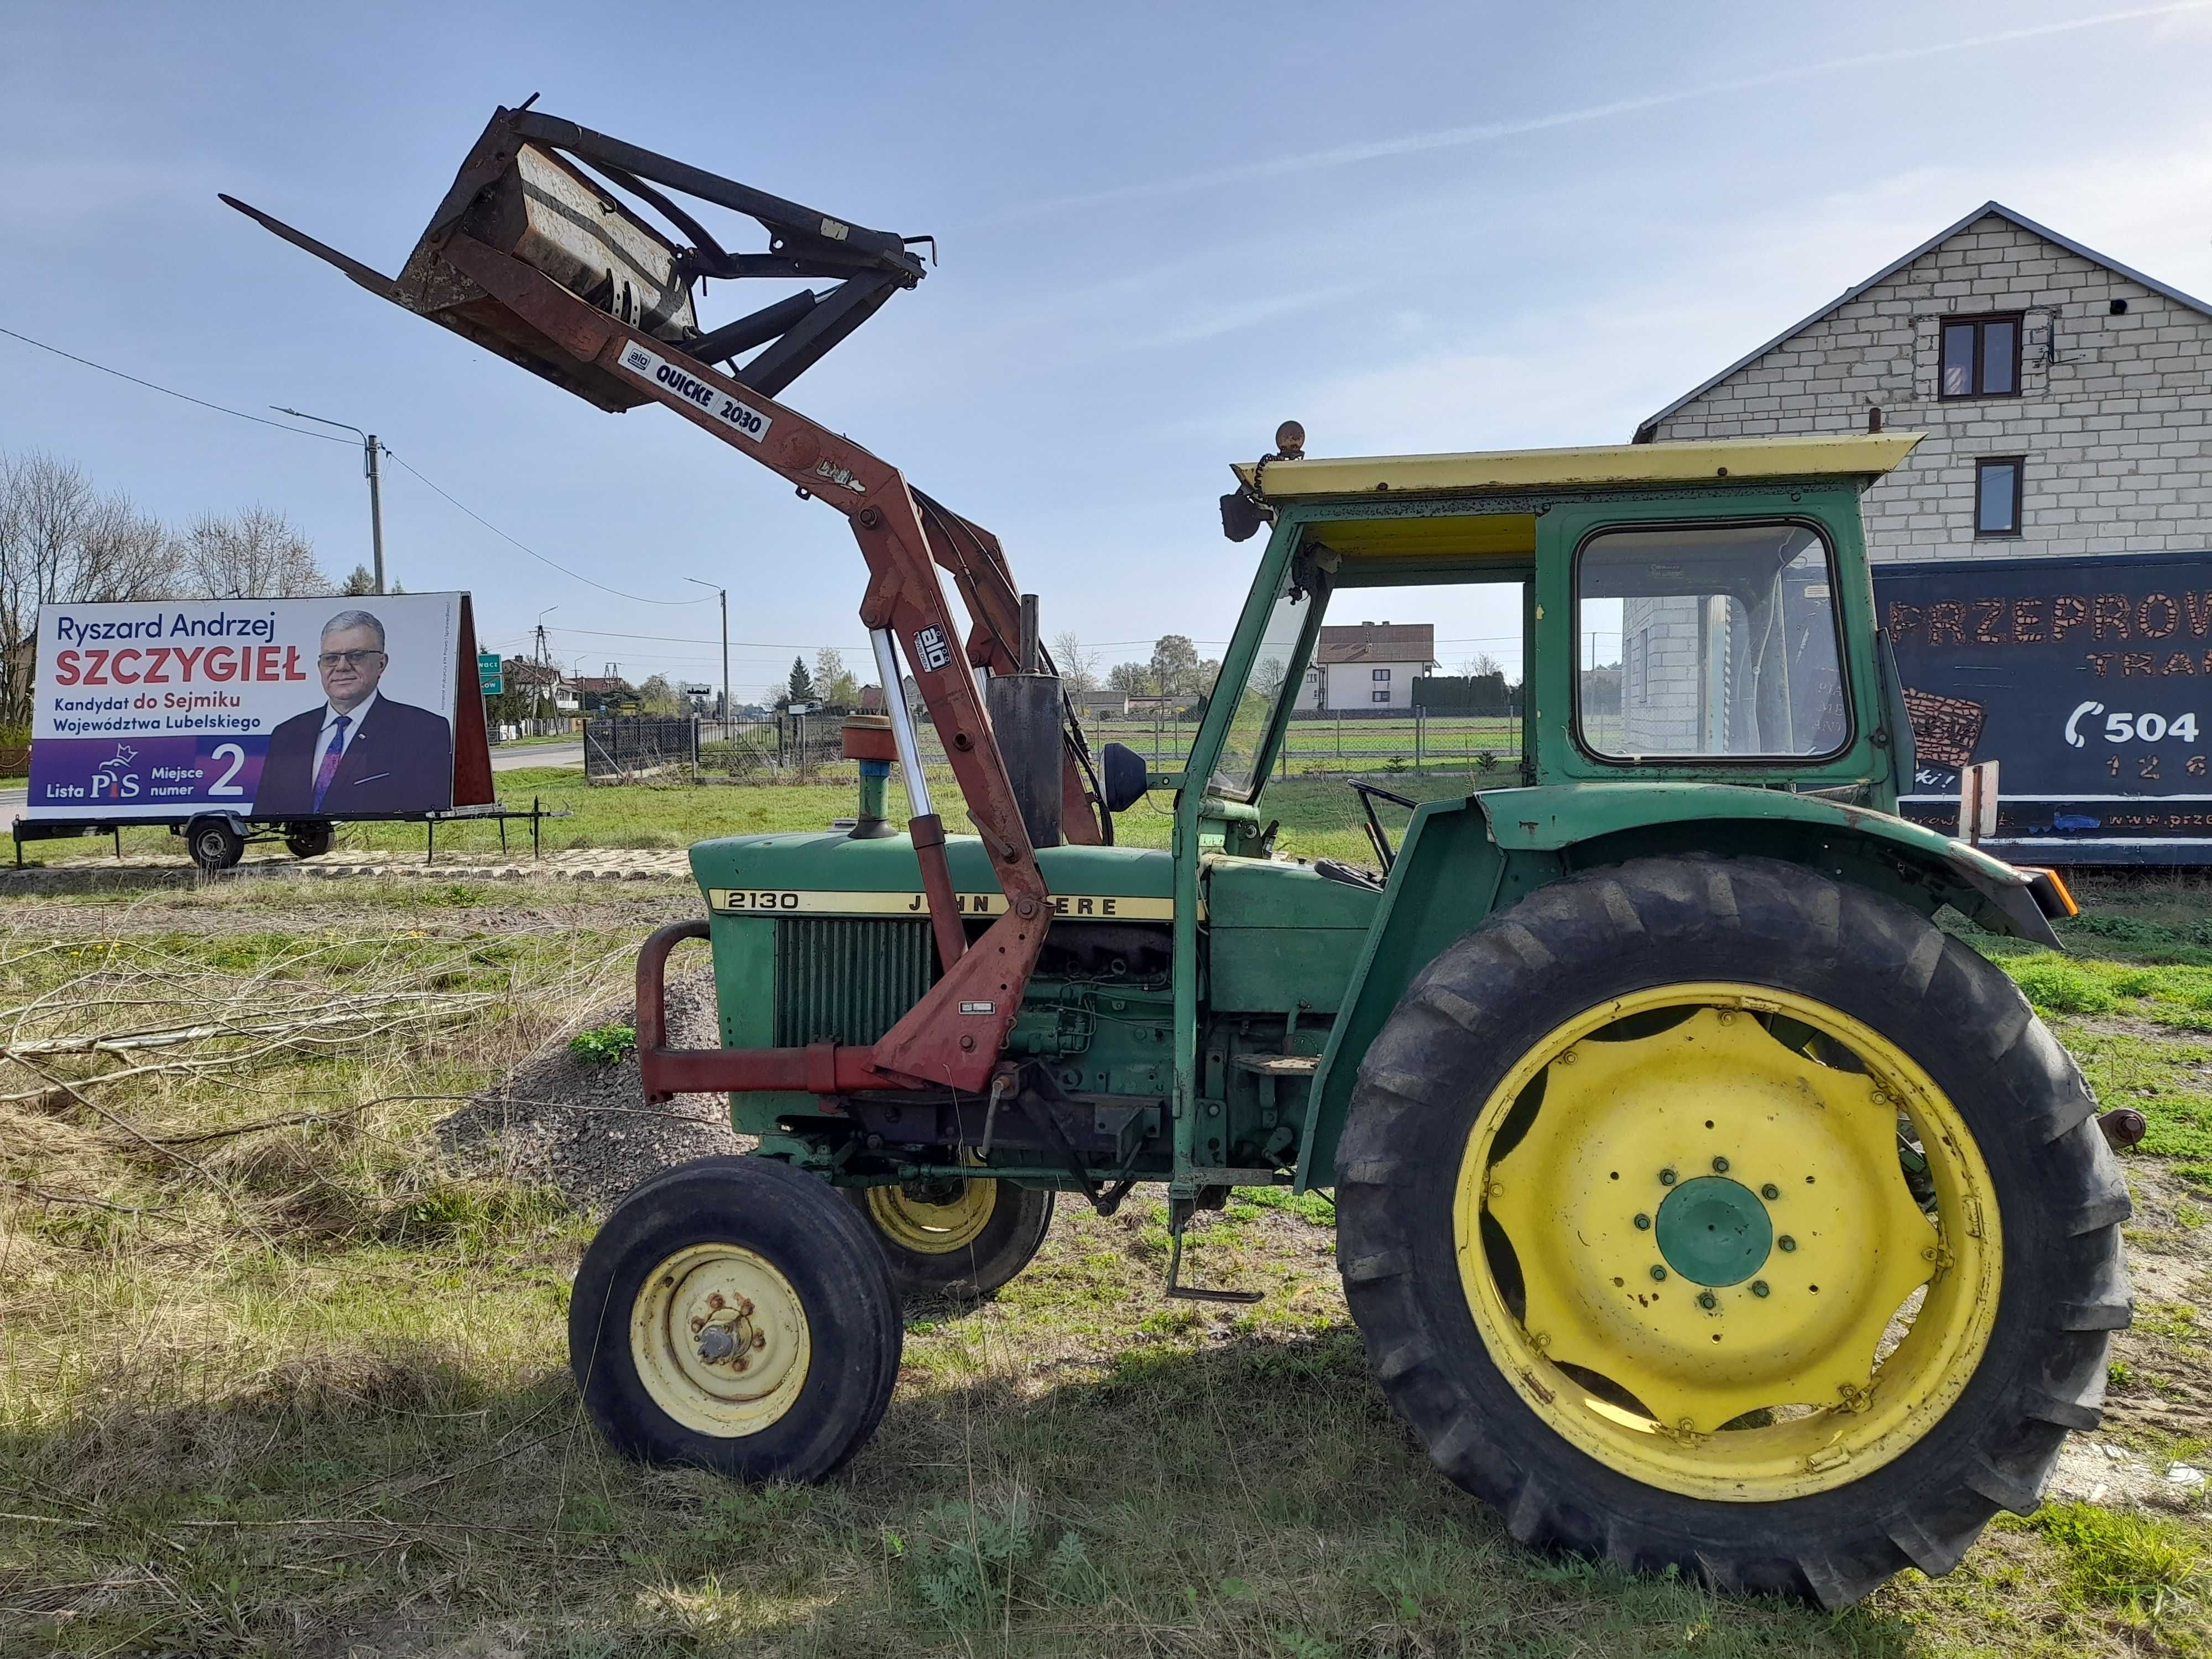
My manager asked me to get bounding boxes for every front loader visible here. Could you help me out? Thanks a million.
[231,108,2129,1605]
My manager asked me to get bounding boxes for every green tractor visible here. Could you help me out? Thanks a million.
[236,108,2128,1604]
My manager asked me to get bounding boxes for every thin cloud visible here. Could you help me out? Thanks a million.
[993,2,2212,221]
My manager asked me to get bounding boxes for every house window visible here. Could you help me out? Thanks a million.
[1940,314,2021,399]
[1975,457,2025,536]
[1371,667,1391,681]
[1371,690,1391,703]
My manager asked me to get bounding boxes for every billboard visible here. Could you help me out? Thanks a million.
[28,594,481,822]
[1880,552,2212,855]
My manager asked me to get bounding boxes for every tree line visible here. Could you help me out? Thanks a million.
[0,450,382,728]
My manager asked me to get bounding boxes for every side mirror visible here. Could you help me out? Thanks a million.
[1100,742,1150,812]
[1219,490,1267,542]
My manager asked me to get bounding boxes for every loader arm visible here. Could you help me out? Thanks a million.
[224,104,1103,1089]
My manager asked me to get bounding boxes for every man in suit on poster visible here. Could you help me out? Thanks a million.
[254,609,453,817]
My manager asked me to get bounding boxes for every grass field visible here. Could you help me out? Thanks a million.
[1,868,2208,1653]
[27,766,1477,872]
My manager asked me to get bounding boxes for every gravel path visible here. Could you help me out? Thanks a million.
[440,963,750,1212]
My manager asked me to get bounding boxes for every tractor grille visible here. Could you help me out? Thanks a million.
[772,917,935,1047]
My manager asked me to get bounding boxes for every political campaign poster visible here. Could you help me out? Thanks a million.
[28,594,479,822]
[1879,551,2212,855]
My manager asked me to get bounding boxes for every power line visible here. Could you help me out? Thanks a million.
[382,455,702,608]
[0,324,354,444]
[0,319,709,611]
[541,624,873,650]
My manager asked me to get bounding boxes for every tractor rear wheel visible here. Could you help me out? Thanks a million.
[570,1156,902,1481]
[844,1172,1056,1299]
[1336,856,2128,1605]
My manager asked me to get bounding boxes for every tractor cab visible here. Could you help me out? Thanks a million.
[1138,429,1928,873]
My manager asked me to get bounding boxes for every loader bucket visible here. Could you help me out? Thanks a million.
[223,105,928,411]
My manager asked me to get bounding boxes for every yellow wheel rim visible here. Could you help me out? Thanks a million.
[864,1173,998,1255]
[630,1243,810,1437]
[1455,982,2000,1501]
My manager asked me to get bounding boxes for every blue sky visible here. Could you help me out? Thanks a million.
[5,1,2210,697]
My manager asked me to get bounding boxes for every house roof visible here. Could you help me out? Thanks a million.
[1632,201,2212,442]
[568,676,632,694]
[1318,622,1434,665]
[1236,434,1921,498]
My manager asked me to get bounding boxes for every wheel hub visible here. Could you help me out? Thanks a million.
[629,1243,811,1437]
[864,1172,997,1255]
[1655,1176,1772,1286]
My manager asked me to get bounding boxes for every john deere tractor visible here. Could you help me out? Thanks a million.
[236,107,2128,1604]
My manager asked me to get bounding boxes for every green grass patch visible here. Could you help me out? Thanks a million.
[569,1023,638,1066]
[2024,1503,2208,1618]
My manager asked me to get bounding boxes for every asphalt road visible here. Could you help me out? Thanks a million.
[0,738,585,815]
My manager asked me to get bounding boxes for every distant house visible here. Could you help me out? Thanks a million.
[567,675,636,713]
[1304,622,1437,712]
[503,659,579,711]
[1073,690,1129,717]
[859,684,886,713]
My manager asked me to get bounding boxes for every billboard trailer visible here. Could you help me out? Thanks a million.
[18,593,494,870]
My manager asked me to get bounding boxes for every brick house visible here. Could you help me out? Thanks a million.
[1303,622,1436,712]
[1634,202,2212,562]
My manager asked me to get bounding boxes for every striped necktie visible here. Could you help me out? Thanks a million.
[312,714,352,810]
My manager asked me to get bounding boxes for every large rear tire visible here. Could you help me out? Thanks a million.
[570,1156,902,1482]
[844,1173,1056,1299]
[1335,856,2129,1604]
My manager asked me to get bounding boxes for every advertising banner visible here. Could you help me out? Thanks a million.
[1880,552,2212,852]
[29,595,467,822]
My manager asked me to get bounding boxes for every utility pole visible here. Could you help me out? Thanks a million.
[684,577,729,728]
[535,607,557,726]
[273,407,387,592]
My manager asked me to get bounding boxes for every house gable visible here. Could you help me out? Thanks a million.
[1635,203,2212,561]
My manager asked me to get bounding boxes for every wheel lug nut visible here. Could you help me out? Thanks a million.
[1697,1291,1717,1310]
[1650,1265,1668,1281]
[1658,1168,1677,1187]
[1752,1280,1770,1297]
[1711,1156,1730,1173]
[1761,1183,1780,1200]
[1778,1235,1797,1252]
[1633,1213,1651,1230]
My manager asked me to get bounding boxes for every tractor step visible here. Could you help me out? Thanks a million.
[1234,1054,1321,1076]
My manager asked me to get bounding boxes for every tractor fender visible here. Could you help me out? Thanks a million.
[1477,782,2062,951]
[1292,784,2059,1191]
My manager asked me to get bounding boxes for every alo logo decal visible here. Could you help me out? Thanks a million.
[914,626,952,672]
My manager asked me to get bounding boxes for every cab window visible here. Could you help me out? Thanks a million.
[1576,523,1848,761]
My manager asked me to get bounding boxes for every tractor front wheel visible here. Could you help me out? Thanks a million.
[1336,856,2129,1604]
[844,1172,1056,1299]
[570,1156,902,1481]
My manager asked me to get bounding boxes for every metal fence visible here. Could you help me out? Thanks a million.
[671,707,1524,784]
[583,716,700,780]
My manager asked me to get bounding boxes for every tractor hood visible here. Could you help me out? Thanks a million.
[691,831,1179,922]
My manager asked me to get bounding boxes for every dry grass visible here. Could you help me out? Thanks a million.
[0,881,2207,1656]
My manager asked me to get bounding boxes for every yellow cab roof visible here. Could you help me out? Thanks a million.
[1230,432,1922,500]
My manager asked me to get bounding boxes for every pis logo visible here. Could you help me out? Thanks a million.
[90,743,142,800]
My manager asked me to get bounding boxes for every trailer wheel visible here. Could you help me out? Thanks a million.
[844,1172,1055,1298]
[186,816,244,872]
[1335,856,2128,1605]
[284,822,333,859]
[570,1156,902,1481]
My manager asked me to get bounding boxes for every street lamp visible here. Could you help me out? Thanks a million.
[684,577,729,727]
[273,406,385,594]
